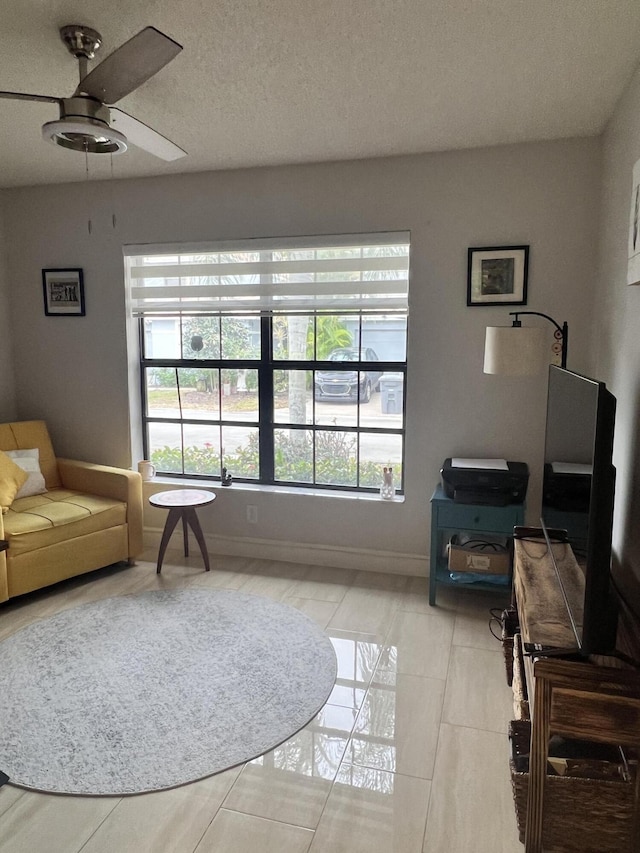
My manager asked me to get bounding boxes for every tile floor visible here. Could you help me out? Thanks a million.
[0,550,521,853]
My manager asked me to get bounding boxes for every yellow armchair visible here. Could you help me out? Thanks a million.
[0,421,143,602]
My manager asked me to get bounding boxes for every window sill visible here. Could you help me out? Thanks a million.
[144,476,405,503]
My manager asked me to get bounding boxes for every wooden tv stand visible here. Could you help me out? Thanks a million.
[511,533,640,852]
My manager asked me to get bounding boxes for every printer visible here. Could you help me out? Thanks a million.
[441,458,529,506]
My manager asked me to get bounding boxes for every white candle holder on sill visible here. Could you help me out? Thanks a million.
[380,467,395,500]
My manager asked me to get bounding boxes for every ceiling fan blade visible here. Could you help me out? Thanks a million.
[110,107,186,161]
[76,26,182,104]
[0,91,60,105]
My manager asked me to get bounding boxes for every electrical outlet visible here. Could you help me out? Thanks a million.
[246,505,258,524]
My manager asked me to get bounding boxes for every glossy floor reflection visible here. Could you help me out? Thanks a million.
[0,551,520,853]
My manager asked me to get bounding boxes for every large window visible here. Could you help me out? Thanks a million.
[126,233,409,493]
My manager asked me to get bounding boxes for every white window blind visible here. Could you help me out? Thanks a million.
[125,232,409,316]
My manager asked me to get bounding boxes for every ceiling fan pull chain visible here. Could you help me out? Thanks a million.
[110,154,116,229]
[85,145,92,235]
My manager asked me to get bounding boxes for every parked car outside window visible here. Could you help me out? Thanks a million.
[314,347,382,403]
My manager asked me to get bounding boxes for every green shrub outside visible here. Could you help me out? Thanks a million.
[150,431,401,488]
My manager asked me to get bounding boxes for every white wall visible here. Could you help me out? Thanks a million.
[594,62,640,607]
[0,196,16,420]
[2,138,601,568]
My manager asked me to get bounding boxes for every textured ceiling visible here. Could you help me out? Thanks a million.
[0,0,639,188]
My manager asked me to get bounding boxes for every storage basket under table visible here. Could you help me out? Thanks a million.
[509,719,638,852]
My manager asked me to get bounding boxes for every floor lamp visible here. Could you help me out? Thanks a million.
[484,311,568,376]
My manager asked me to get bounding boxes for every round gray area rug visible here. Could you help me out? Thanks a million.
[0,588,337,795]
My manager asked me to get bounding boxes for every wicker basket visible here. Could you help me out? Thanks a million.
[509,720,637,852]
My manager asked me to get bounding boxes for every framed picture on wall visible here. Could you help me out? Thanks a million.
[467,245,529,306]
[42,268,85,316]
[627,158,640,285]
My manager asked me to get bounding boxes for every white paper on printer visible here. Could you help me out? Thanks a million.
[451,458,509,470]
[551,461,592,475]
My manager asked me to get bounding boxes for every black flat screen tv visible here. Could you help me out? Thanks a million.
[541,365,618,655]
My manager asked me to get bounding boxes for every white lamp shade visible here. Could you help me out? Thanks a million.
[484,326,547,376]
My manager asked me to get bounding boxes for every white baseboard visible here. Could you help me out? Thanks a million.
[144,527,428,577]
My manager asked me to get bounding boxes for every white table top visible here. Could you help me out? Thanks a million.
[148,489,216,509]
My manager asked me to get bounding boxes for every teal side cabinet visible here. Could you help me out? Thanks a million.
[429,484,525,605]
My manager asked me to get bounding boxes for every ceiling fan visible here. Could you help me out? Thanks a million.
[0,25,186,161]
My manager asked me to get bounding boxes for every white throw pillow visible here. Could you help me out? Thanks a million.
[5,448,47,499]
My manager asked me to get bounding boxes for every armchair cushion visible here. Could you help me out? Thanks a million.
[3,489,127,556]
[4,448,47,499]
[0,451,28,513]
[0,421,61,489]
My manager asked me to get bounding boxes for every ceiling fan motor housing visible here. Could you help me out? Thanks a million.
[61,96,110,125]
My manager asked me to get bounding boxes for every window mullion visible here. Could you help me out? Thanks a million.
[259,315,274,482]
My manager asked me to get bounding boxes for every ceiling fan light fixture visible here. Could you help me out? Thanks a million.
[42,118,127,154]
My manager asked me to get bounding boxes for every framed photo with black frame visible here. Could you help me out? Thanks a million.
[42,268,85,316]
[627,158,640,285]
[467,245,529,307]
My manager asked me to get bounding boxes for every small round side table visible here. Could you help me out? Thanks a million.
[149,489,216,574]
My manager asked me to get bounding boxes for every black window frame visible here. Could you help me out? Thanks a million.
[140,314,407,494]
